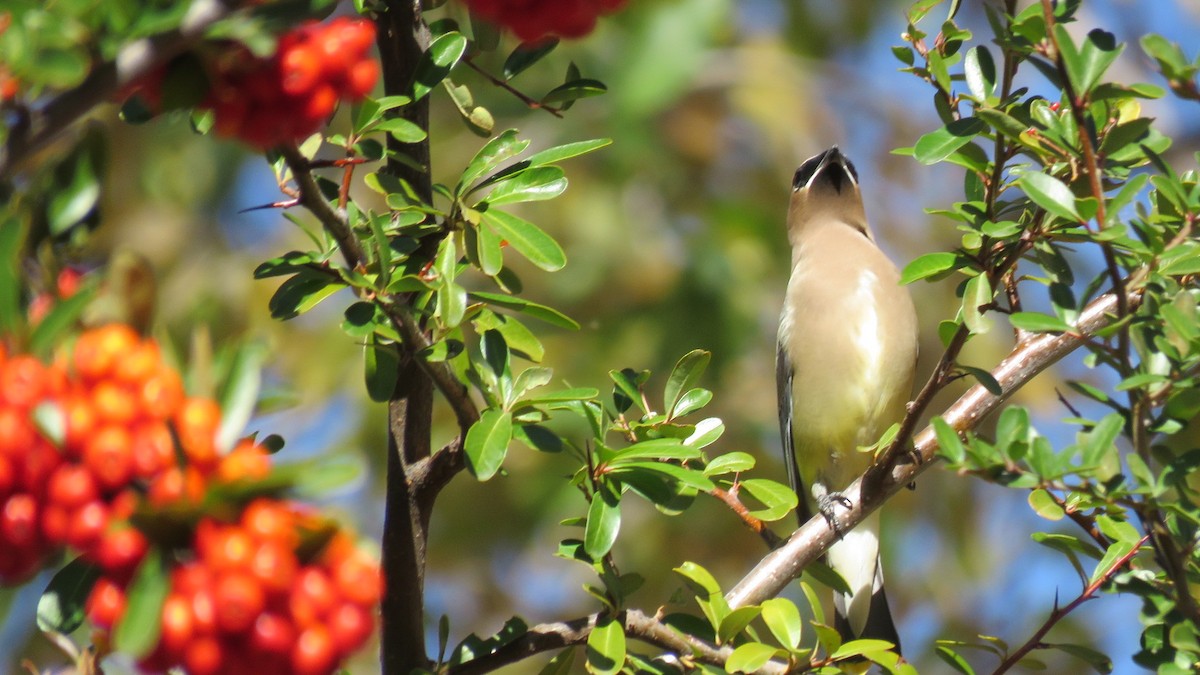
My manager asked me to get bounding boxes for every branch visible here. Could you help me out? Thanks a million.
[445,608,787,675]
[709,485,785,549]
[380,301,480,433]
[277,143,368,270]
[725,286,1144,609]
[991,534,1149,674]
[0,0,239,181]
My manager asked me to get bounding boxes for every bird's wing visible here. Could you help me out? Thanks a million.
[776,339,812,526]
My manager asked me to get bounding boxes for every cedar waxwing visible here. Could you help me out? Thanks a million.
[776,147,918,652]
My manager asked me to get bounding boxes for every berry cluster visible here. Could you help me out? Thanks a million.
[1,320,380,672]
[463,0,626,42]
[89,500,381,675]
[204,17,379,148]
[0,324,187,582]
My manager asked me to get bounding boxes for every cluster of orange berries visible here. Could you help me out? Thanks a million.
[464,0,626,42]
[0,323,380,673]
[204,17,379,148]
[93,501,381,675]
[0,324,191,582]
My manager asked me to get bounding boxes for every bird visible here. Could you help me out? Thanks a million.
[776,146,918,653]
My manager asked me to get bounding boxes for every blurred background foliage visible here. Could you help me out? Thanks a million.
[3,0,1200,673]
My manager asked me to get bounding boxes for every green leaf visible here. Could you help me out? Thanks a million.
[1089,540,1135,586]
[914,118,986,165]
[503,39,559,79]
[38,557,101,634]
[761,597,803,649]
[717,605,762,644]
[961,365,1002,396]
[901,251,960,284]
[483,166,568,205]
[469,291,579,329]
[1028,489,1065,521]
[674,561,722,596]
[805,560,852,596]
[542,78,607,105]
[364,338,400,403]
[976,107,1030,140]
[935,644,978,675]
[586,616,626,675]
[672,388,712,418]
[584,487,621,559]
[684,417,725,449]
[703,452,756,476]
[740,479,800,522]
[1020,172,1081,222]
[962,273,993,335]
[28,283,95,358]
[1049,643,1113,674]
[48,152,100,235]
[0,218,24,335]
[458,129,529,194]
[526,138,612,166]
[216,342,266,452]
[290,454,364,497]
[114,549,169,657]
[664,349,711,419]
[610,438,701,462]
[1096,515,1141,545]
[832,638,897,659]
[373,117,428,143]
[413,31,468,100]
[1009,312,1073,333]
[964,45,997,100]
[725,643,779,673]
[932,416,965,463]
[536,648,576,675]
[481,209,566,272]
[268,271,343,320]
[464,408,513,481]
[1057,27,1123,94]
[1080,413,1123,469]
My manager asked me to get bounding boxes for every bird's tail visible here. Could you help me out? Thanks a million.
[827,512,902,655]
[833,560,902,652]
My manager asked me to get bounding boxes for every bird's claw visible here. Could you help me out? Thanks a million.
[815,490,853,537]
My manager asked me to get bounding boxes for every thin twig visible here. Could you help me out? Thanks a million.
[710,485,785,549]
[277,143,368,269]
[463,57,564,118]
[991,534,1148,674]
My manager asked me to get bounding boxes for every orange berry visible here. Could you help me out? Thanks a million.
[0,407,35,459]
[333,551,382,607]
[303,84,338,124]
[214,570,266,633]
[91,381,140,426]
[67,500,108,550]
[86,577,126,630]
[93,527,148,576]
[251,612,296,656]
[114,339,160,386]
[1,493,38,547]
[174,398,221,467]
[249,539,298,595]
[242,499,297,546]
[159,593,194,656]
[74,324,139,382]
[0,355,46,408]
[61,394,97,454]
[139,365,184,420]
[201,526,255,572]
[83,425,134,491]
[184,636,223,675]
[40,503,70,545]
[345,58,379,99]
[281,45,322,95]
[131,422,175,478]
[190,585,218,635]
[217,441,271,483]
[47,464,99,509]
[292,625,336,675]
[148,466,205,506]
[289,567,336,628]
[328,600,374,653]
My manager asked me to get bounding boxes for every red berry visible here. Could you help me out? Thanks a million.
[251,612,296,656]
[214,571,266,633]
[159,593,194,656]
[292,625,336,675]
[86,577,126,629]
[184,636,224,675]
[1,493,39,547]
[66,500,108,550]
[47,464,99,509]
[83,425,134,491]
[328,600,374,653]
[93,527,148,576]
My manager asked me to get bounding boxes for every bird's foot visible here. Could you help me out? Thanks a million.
[813,486,853,537]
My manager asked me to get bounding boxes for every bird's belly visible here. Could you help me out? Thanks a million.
[786,267,913,486]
